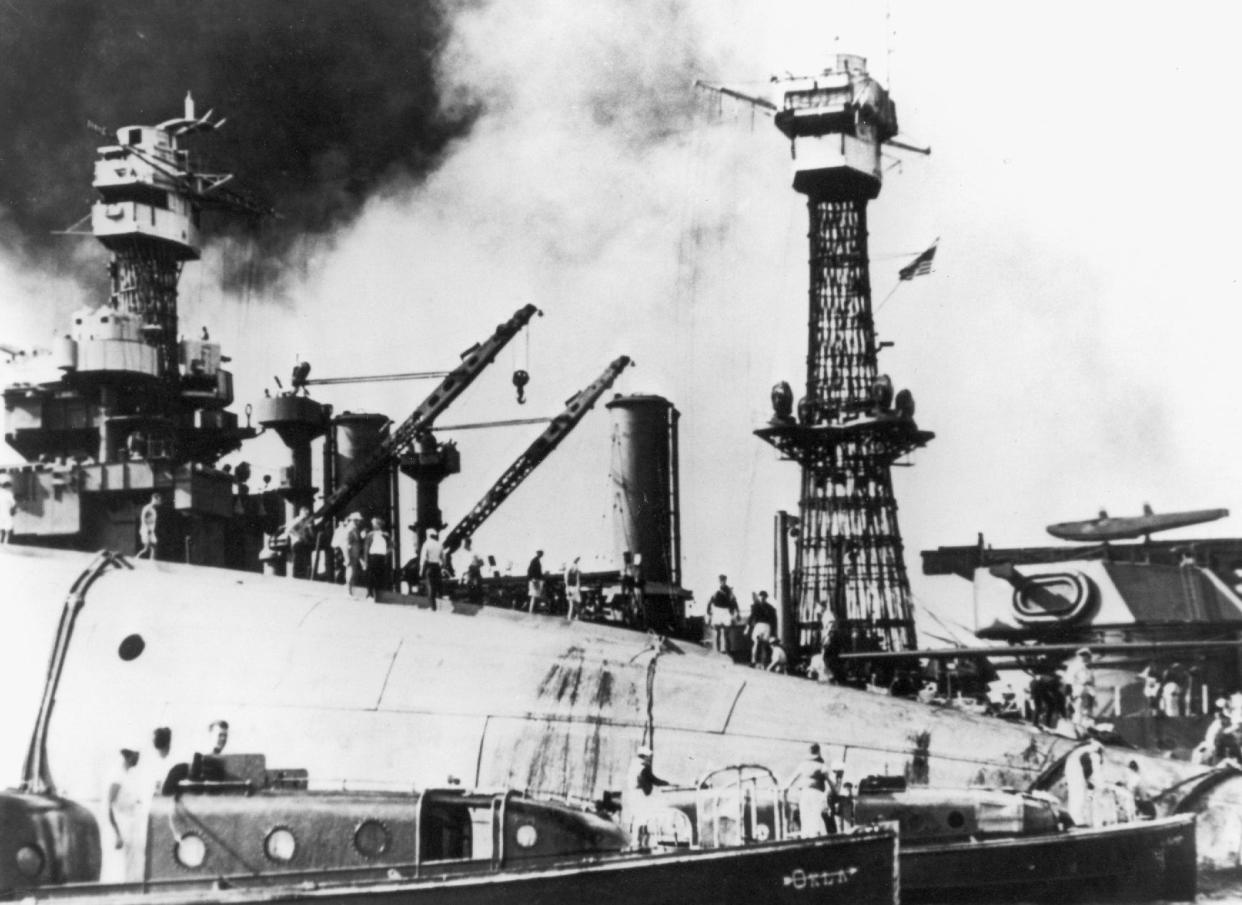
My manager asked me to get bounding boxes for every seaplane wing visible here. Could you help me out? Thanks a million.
[1046,507,1229,542]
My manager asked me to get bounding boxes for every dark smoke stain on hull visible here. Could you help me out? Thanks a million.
[522,646,621,797]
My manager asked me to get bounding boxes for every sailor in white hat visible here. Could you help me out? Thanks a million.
[624,743,670,843]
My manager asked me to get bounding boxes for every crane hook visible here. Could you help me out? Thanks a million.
[512,369,529,405]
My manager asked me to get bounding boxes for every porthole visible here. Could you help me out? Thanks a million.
[264,827,296,863]
[117,634,145,661]
[515,824,538,848]
[15,844,44,878]
[354,820,391,859]
[946,810,966,829]
[175,833,206,868]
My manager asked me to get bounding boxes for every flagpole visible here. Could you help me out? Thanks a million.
[875,281,902,312]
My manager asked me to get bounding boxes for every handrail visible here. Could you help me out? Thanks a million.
[21,550,132,795]
[695,763,781,790]
[412,790,426,878]
[490,791,513,871]
[692,763,789,846]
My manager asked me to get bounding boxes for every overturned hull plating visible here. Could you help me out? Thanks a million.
[2,547,1240,869]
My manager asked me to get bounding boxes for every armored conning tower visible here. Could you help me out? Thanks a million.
[753,55,933,657]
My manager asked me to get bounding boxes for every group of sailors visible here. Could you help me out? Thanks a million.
[317,512,449,603]
[1062,740,1155,827]
[705,576,787,671]
[103,719,231,882]
[623,741,853,845]
[1194,696,1242,766]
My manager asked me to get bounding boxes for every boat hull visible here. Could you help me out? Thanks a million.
[900,814,1197,903]
[25,830,899,905]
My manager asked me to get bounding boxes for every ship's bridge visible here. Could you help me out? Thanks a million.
[91,148,201,259]
[773,54,899,200]
[90,115,202,259]
[93,129,187,200]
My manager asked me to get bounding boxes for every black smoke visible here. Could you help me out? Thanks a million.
[0,0,478,285]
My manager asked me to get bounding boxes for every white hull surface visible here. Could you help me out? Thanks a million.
[3,547,1240,869]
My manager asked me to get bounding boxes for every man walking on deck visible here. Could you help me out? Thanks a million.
[419,529,445,609]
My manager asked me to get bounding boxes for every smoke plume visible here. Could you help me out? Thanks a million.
[0,0,475,284]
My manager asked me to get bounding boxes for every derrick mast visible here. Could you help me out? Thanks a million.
[754,55,933,656]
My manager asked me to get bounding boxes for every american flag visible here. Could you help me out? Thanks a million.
[898,243,937,281]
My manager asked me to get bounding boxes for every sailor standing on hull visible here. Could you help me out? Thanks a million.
[787,743,830,837]
[564,556,583,620]
[0,475,15,543]
[1064,739,1104,826]
[1064,647,1097,732]
[623,745,670,846]
[137,492,162,559]
[527,550,546,612]
[706,575,739,653]
[419,529,445,609]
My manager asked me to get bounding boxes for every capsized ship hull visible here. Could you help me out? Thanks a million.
[2,547,1239,868]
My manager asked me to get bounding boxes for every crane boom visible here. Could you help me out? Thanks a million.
[310,304,540,530]
[443,355,632,554]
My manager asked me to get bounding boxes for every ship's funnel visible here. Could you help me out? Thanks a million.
[331,412,393,525]
[606,394,681,586]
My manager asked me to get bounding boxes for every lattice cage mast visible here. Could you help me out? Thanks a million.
[752,54,933,657]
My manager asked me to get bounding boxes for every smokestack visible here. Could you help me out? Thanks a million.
[607,394,681,586]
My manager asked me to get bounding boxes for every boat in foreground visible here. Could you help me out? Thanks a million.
[639,766,1196,903]
[853,778,1197,903]
[897,815,1196,903]
[3,767,899,905]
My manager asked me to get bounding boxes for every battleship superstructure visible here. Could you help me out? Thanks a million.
[1,98,678,612]
[740,56,934,657]
[2,94,282,567]
[922,509,1242,751]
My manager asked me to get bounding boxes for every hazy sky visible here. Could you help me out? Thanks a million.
[3,1,1241,640]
